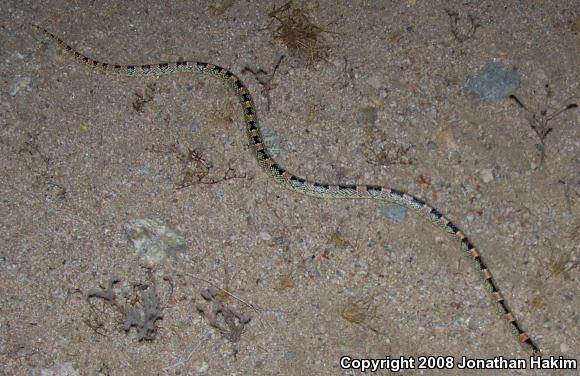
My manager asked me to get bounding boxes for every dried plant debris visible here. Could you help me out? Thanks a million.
[327,229,351,249]
[132,82,157,112]
[267,1,333,63]
[574,224,580,243]
[86,277,164,341]
[241,54,286,111]
[337,57,360,90]
[558,178,579,214]
[208,0,234,16]
[445,8,481,43]
[510,88,577,169]
[22,131,50,168]
[530,294,546,310]
[547,249,578,280]
[122,288,164,341]
[574,15,580,34]
[196,287,252,342]
[341,295,379,334]
[341,296,372,324]
[148,143,246,189]
[20,131,68,199]
[362,123,414,168]
[208,108,234,129]
[273,271,295,291]
[364,142,413,168]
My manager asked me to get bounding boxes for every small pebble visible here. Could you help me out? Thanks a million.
[380,204,407,223]
[257,231,272,241]
[518,207,532,226]
[284,350,297,361]
[135,165,150,176]
[9,76,31,97]
[426,140,438,150]
[356,106,378,126]
[190,121,200,132]
[560,343,569,353]
[366,76,384,90]
[35,362,78,376]
[195,361,209,373]
[261,127,284,158]
[480,169,494,183]
[435,127,458,150]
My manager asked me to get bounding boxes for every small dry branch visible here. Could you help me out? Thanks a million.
[510,93,577,169]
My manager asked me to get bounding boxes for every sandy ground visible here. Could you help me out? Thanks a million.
[1,1,579,375]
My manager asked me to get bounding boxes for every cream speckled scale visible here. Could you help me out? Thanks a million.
[32,24,541,354]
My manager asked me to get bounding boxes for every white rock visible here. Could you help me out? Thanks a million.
[195,361,209,373]
[480,169,494,183]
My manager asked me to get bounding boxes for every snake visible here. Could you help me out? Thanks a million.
[32,24,541,354]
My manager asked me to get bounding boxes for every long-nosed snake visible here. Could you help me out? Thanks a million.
[32,24,541,354]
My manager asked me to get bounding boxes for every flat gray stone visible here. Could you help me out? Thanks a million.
[464,61,521,101]
[125,218,186,264]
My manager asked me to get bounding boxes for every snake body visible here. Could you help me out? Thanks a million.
[33,24,540,354]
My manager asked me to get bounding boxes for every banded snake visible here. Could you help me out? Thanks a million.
[32,24,541,354]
